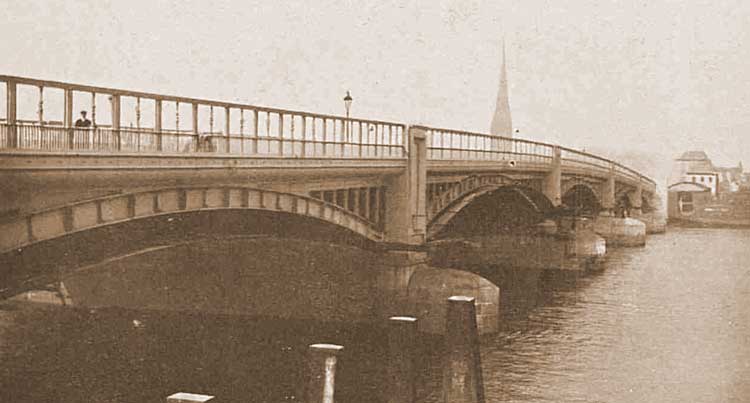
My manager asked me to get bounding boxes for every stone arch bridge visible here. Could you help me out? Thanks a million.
[0,75,663,333]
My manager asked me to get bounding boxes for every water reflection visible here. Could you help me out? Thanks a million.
[1,228,748,402]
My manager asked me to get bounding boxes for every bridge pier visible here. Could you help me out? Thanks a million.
[593,172,648,246]
[629,183,643,217]
[542,146,562,206]
[593,214,646,246]
[600,164,617,216]
[383,127,427,245]
[427,224,605,273]
[374,249,500,335]
[639,211,667,234]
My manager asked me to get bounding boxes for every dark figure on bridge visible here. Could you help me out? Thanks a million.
[74,111,92,128]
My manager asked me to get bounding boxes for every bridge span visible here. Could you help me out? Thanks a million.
[0,75,664,333]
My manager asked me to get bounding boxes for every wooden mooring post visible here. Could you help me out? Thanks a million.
[306,343,344,403]
[442,296,485,403]
[387,316,418,403]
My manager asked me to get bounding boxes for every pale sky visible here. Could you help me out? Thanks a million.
[2,0,749,178]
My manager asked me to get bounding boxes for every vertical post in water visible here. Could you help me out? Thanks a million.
[387,316,418,403]
[443,296,485,403]
[5,80,17,148]
[306,343,343,403]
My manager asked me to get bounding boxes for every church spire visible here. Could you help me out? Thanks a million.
[490,40,513,138]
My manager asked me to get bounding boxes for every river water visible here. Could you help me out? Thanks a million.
[1,227,748,402]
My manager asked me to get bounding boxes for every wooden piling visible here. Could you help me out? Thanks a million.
[306,343,344,403]
[387,316,418,403]
[442,296,485,403]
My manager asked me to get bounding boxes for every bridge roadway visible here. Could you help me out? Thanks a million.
[0,75,663,333]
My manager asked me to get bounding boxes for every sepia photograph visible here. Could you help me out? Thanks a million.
[0,1,748,402]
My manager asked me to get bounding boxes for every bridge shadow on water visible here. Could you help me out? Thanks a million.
[0,234,400,403]
[0,208,609,403]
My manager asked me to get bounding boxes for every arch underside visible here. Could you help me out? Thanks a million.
[561,183,602,216]
[427,178,553,240]
[0,207,380,300]
[615,187,655,213]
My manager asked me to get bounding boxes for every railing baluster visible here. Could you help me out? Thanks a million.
[322,118,327,156]
[265,110,271,154]
[279,112,284,156]
[224,106,230,154]
[252,109,258,154]
[340,119,345,157]
[240,109,245,155]
[155,99,162,152]
[312,117,317,157]
[358,121,363,157]
[290,114,296,157]
[192,102,199,152]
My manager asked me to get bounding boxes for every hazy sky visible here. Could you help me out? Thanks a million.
[2,0,749,171]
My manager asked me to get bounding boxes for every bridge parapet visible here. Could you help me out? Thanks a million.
[0,75,655,192]
[422,125,554,165]
[0,75,406,160]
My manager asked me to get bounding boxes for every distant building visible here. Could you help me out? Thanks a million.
[668,151,719,195]
[667,151,750,226]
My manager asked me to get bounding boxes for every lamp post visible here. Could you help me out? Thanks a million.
[344,91,352,142]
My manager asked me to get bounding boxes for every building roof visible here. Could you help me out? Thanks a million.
[668,182,710,192]
[677,151,710,161]
[673,150,715,174]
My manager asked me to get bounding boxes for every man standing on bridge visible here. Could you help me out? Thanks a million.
[74,110,92,128]
[74,111,92,149]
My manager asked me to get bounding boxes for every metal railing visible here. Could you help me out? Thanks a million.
[0,75,407,159]
[422,126,655,186]
[0,74,654,185]
[424,126,555,164]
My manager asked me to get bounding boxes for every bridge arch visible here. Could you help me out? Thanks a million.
[561,183,602,216]
[0,186,383,257]
[0,188,385,299]
[427,177,554,240]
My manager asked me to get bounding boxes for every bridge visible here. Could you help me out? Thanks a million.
[0,75,663,334]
